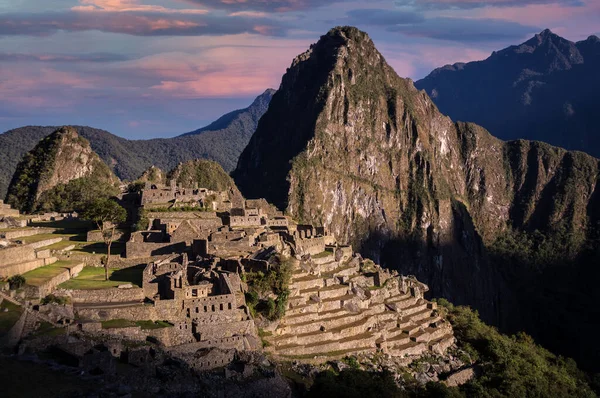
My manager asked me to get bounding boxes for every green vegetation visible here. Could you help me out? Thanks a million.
[32,321,66,337]
[437,299,596,397]
[40,294,69,305]
[5,126,119,213]
[133,208,149,232]
[36,176,119,213]
[307,369,405,398]
[101,319,172,330]
[135,320,173,330]
[80,198,127,280]
[0,301,23,334]
[22,261,77,287]
[58,265,143,290]
[7,275,25,290]
[245,255,292,321]
[167,159,239,193]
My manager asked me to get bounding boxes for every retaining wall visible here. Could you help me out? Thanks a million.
[71,287,145,303]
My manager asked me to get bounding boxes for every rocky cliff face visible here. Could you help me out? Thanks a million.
[6,126,119,213]
[235,27,600,369]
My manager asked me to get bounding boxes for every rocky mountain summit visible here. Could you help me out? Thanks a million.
[416,29,600,157]
[235,26,600,370]
[5,126,119,213]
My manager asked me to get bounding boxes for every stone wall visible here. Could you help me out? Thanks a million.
[0,228,54,240]
[295,237,326,256]
[183,294,237,319]
[29,238,62,249]
[71,288,145,304]
[86,230,127,242]
[0,245,36,266]
[125,241,186,259]
[26,262,84,298]
[0,257,57,279]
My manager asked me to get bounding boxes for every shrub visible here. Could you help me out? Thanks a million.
[41,294,68,305]
[8,275,25,290]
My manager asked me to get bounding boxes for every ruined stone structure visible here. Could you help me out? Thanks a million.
[140,181,231,211]
[265,250,454,360]
[0,200,19,217]
[0,239,60,278]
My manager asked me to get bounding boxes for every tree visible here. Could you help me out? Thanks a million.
[81,198,127,280]
[8,275,26,290]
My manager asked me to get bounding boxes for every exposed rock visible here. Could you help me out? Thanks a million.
[445,367,475,387]
[233,26,600,369]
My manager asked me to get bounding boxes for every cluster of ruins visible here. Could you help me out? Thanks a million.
[1,179,455,374]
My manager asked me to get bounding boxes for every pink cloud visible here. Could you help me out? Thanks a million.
[73,0,209,14]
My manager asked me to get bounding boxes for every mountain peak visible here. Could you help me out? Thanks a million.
[586,34,600,43]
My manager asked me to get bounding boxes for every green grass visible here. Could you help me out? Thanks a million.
[32,321,66,337]
[136,320,173,330]
[312,250,333,259]
[58,264,143,290]
[0,301,23,334]
[101,319,136,329]
[101,319,172,330]
[22,260,81,287]
[44,240,77,250]
[18,233,72,244]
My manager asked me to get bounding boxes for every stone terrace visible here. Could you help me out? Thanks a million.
[265,248,454,361]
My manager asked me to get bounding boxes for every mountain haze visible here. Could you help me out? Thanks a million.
[0,89,275,198]
[235,27,600,370]
[416,29,600,157]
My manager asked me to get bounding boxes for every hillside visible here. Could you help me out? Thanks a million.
[5,126,119,213]
[0,89,275,198]
[415,29,600,157]
[167,159,243,200]
[234,26,600,370]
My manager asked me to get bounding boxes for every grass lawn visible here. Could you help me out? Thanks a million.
[22,260,81,287]
[44,240,77,250]
[58,264,143,290]
[312,250,334,259]
[17,233,70,244]
[102,319,173,330]
[32,321,66,337]
[0,301,23,334]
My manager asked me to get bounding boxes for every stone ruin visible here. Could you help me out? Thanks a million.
[140,181,231,211]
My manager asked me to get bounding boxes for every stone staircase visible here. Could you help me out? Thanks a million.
[265,253,454,360]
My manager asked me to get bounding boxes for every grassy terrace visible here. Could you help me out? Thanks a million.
[0,301,23,334]
[101,319,173,330]
[17,233,75,244]
[312,250,334,259]
[58,265,143,290]
[22,260,82,287]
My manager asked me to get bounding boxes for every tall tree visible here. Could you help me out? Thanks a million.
[81,198,127,280]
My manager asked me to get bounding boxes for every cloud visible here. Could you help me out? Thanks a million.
[390,17,540,42]
[0,11,285,37]
[181,0,343,12]
[72,0,209,14]
[346,8,425,26]
[398,0,584,10]
[0,52,130,62]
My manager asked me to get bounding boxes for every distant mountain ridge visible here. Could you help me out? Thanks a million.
[415,29,600,157]
[0,89,275,199]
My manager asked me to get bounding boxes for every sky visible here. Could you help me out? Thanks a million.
[0,0,598,139]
